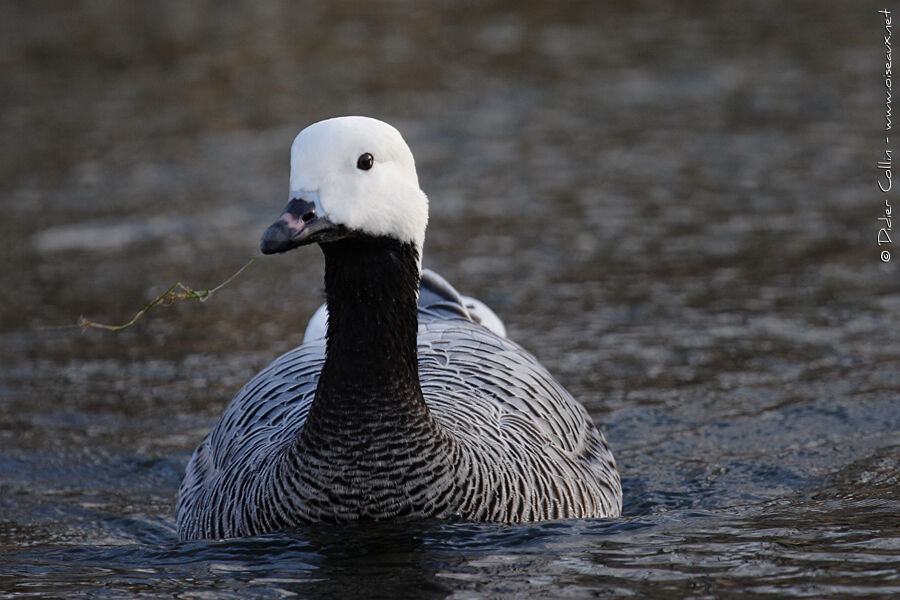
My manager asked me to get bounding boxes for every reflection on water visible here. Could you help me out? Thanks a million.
[1,1,898,598]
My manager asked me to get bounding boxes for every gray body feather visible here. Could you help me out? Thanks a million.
[176,271,621,540]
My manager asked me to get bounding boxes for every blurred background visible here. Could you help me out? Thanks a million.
[1,1,898,598]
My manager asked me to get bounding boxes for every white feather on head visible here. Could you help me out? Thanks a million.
[288,116,429,254]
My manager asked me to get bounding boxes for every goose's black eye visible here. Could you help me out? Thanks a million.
[357,152,374,170]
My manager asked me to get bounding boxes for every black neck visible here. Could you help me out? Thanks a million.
[306,234,427,423]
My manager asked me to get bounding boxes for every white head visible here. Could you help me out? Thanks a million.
[261,116,429,256]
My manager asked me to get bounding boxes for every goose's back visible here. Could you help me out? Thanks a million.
[176,274,621,539]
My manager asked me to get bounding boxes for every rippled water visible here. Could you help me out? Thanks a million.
[2,2,898,598]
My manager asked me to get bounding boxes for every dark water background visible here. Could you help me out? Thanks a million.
[2,1,898,598]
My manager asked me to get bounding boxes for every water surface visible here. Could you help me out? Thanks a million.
[1,2,898,598]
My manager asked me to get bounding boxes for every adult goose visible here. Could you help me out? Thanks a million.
[176,116,621,540]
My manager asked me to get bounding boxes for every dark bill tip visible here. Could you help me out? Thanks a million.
[260,197,348,254]
[260,219,301,254]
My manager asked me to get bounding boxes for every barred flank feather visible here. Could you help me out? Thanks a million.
[176,267,621,540]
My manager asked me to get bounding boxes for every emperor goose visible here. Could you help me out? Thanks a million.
[176,116,622,540]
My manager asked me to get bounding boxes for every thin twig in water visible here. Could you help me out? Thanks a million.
[79,256,258,332]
